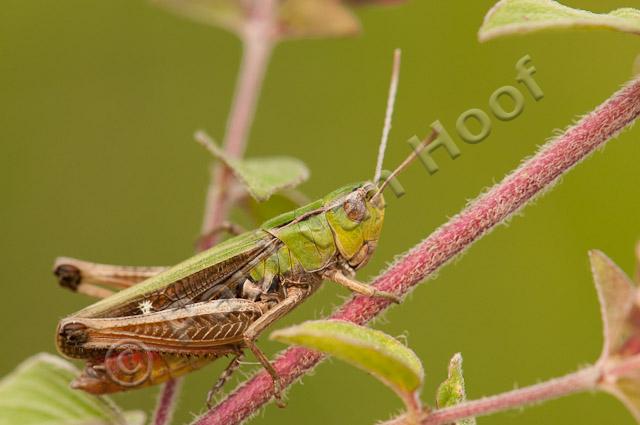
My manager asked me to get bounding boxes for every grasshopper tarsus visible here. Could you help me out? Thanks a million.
[324,269,401,304]
[274,390,287,409]
[374,289,402,304]
[268,370,286,409]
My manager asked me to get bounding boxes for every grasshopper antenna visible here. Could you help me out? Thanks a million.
[372,129,439,202]
[373,48,402,185]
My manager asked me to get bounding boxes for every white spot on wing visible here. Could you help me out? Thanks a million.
[138,300,154,315]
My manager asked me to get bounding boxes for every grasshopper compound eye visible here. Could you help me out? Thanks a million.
[344,191,367,222]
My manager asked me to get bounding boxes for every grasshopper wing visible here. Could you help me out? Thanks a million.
[59,299,263,356]
[65,230,280,319]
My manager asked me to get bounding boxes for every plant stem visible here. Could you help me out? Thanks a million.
[422,367,600,425]
[603,355,640,380]
[155,2,278,421]
[402,391,423,425]
[199,0,276,250]
[197,75,640,425]
[152,378,183,425]
[381,366,601,425]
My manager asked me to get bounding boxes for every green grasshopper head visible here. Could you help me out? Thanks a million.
[319,48,431,272]
[321,123,433,272]
[324,181,385,271]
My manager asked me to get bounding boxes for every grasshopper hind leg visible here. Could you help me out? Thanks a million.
[54,263,115,299]
[206,350,245,408]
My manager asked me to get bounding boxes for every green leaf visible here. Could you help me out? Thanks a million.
[154,0,369,39]
[233,157,310,202]
[278,0,360,38]
[271,320,424,399]
[0,353,145,425]
[588,250,640,422]
[436,353,475,425]
[606,375,640,423]
[196,131,309,202]
[589,250,636,359]
[479,0,640,42]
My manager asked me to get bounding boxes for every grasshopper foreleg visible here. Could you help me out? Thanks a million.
[53,257,168,299]
[323,269,401,303]
[206,351,245,408]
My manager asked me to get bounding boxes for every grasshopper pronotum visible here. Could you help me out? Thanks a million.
[54,50,432,406]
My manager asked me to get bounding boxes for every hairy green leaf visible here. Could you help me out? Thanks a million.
[479,0,640,42]
[197,131,309,202]
[271,320,424,398]
[588,250,640,422]
[279,0,360,38]
[436,353,475,425]
[589,250,636,358]
[233,157,310,202]
[606,376,640,423]
[0,353,145,425]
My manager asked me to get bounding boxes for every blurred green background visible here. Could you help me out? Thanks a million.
[2,0,640,424]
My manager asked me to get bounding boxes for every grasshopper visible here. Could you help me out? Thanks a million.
[54,51,431,406]
[54,179,401,403]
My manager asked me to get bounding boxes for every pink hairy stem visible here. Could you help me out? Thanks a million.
[196,76,640,425]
